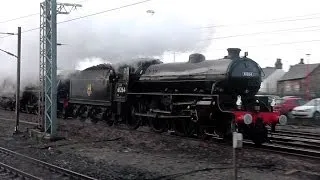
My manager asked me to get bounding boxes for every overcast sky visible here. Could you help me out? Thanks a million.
[0,0,320,86]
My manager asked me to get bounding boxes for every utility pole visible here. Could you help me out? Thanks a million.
[14,27,21,134]
[0,28,21,134]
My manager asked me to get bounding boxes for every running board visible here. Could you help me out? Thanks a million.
[134,112,190,119]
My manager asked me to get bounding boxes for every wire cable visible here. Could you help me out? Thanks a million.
[198,14,320,29]
[2,0,320,51]
[0,13,38,24]
[208,39,320,52]
[200,25,320,42]
[58,0,153,24]
[0,0,88,24]
[0,0,153,39]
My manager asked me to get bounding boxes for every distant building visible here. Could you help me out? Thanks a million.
[259,59,286,94]
[277,58,320,99]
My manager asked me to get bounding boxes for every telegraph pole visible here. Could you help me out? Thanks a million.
[0,27,21,134]
[14,27,21,134]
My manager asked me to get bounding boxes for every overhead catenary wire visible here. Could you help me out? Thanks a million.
[0,0,319,34]
[199,24,320,42]
[2,3,320,29]
[3,13,320,41]
[1,0,320,51]
[171,39,320,56]
[0,13,38,24]
[0,0,153,39]
[198,14,320,29]
[1,0,320,41]
[0,0,89,24]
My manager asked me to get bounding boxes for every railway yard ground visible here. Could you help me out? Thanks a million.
[0,110,319,180]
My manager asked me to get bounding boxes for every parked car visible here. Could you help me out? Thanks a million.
[256,95,280,104]
[273,97,306,118]
[291,98,320,120]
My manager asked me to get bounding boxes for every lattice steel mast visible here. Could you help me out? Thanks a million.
[39,0,81,137]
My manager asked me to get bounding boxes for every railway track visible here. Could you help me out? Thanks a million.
[272,129,320,140]
[0,146,97,180]
[269,129,320,150]
[1,116,320,161]
[263,129,320,159]
[114,124,320,160]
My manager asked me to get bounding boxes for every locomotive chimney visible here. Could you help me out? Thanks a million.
[227,48,241,59]
[188,53,205,63]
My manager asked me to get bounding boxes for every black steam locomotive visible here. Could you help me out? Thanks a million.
[0,48,287,145]
[60,48,286,145]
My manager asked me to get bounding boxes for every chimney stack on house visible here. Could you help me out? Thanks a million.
[275,58,283,69]
[299,58,304,64]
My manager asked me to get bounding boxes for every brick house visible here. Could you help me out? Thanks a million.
[277,59,320,99]
[259,59,286,94]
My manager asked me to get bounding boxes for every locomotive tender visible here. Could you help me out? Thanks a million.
[0,48,287,145]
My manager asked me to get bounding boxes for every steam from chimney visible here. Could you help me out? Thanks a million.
[0,5,214,91]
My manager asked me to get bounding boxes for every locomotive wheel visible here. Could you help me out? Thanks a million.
[90,109,99,124]
[77,106,87,122]
[149,117,165,133]
[198,126,215,140]
[252,130,267,146]
[25,105,30,114]
[103,111,114,126]
[173,119,197,137]
[126,105,141,130]
[251,120,268,146]
[72,106,78,118]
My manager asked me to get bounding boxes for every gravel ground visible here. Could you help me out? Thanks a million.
[0,109,319,180]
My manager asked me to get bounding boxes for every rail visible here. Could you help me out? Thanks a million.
[0,146,97,180]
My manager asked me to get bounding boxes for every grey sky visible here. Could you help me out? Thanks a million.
[0,0,319,88]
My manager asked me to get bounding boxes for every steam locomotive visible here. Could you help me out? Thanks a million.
[0,48,287,145]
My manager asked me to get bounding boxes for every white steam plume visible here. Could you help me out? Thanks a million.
[0,0,214,91]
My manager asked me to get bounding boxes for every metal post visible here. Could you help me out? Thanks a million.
[14,27,21,134]
[233,147,237,180]
[232,132,243,180]
[51,0,57,136]
[39,0,81,137]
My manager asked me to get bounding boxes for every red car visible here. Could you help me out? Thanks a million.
[274,97,306,118]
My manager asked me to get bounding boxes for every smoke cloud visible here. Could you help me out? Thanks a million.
[0,0,214,92]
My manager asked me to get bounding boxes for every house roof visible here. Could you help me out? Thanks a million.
[279,63,320,81]
[261,67,277,80]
